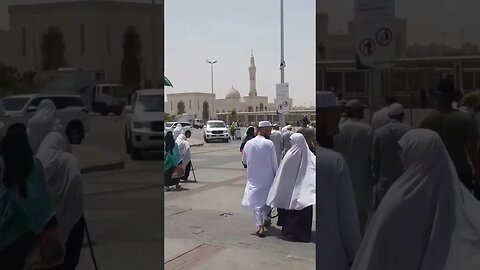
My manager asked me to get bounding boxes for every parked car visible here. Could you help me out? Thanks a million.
[194,118,204,129]
[203,120,229,143]
[164,121,192,138]
[124,89,164,160]
[0,94,90,144]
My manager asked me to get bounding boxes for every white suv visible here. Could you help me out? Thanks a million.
[124,89,163,160]
[203,120,229,143]
[0,94,90,144]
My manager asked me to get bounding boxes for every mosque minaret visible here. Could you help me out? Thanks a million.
[248,49,258,97]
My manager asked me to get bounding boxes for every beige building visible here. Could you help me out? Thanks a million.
[165,53,284,120]
[0,0,163,85]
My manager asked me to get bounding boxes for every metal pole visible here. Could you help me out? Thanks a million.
[211,63,214,119]
[279,0,285,126]
[151,0,157,87]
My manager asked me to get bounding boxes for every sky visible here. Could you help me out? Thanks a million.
[318,0,480,48]
[165,0,316,107]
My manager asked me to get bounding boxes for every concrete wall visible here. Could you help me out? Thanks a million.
[1,1,163,85]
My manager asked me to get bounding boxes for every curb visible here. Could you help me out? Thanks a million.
[80,160,125,174]
[190,143,204,147]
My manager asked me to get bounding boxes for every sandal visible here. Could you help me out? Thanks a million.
[256,231,266,238]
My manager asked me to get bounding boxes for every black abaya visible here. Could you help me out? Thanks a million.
[280,206,313,243]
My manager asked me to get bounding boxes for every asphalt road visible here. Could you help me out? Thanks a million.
[77,115,163,269]
[164,135,315,269]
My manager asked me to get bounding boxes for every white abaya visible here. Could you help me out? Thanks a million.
[317,144,361,270]
[352,129,480,270]
[270,130,283,164]
[267,133,315,210]
[36,132,84,243]
[176,134,191,169]
[27,99,67,154]
[334,118,374,233]
[173,125,183,140]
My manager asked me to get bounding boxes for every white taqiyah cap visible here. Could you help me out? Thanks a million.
[316,91,337,108]
[388,103,404,115]
[258,121,272,127]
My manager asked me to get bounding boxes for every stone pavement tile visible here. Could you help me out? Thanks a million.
[166,186,245,212]
[164,237,205,263]
[197,151,238,157]
[185,168,245,183]
[83,182,150,195]
[164,182,208,193]
[165,207,315,258]
[165,245,314,270]
[211,161,246,170]
[77,241,163,270]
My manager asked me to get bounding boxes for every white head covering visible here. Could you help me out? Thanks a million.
[353,129,480,270]
[173,124,183,140]
[27,99,62,154]
[36,131,84,243]
[266,133,316,210]
[258,121,272,128]
[175,134,191,167]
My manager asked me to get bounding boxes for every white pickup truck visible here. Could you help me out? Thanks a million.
[0,94,90,144]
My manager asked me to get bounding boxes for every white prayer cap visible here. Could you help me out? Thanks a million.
[388,103,404,116]
[258,121,272,128]
[316,91,337,108]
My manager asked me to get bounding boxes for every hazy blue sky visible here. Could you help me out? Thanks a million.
[165,0,315,107]
[318,0,480,48]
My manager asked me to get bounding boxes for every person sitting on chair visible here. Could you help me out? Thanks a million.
[176,134,192,181]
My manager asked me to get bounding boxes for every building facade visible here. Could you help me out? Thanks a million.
[0,1,163,86]
[165,53,280,120]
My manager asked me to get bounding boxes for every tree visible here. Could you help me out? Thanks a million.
[230,109,238,122]
[177,101,185,115]
[202,101,209,121]
[41,27,67,70]
[121,26,142,88]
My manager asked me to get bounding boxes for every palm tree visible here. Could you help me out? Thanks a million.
[177,101,185,115]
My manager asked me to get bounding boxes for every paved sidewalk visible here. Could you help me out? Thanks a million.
[72,145,125,174]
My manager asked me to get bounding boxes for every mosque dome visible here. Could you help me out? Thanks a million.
[225,86,241,100]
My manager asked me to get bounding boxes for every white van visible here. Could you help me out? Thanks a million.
[93,84,128,115]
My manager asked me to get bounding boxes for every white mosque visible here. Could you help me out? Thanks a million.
[165,52,312,125]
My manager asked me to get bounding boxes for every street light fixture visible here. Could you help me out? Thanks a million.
[206,60,217,120]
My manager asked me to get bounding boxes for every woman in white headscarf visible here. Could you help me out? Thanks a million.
[352,129,480,270]
[173,123,183,140]
[27,99,69,154]
[36,132,85,269]
[266,133,316,242]
[176,134,192,181]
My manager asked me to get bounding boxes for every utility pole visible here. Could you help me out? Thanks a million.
[206,60,217,119]
[151,0,157,87]
[278,0,286,126]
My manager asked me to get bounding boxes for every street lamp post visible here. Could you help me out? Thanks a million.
[206,60,217,120]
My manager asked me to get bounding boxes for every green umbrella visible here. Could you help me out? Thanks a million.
[164,76,173,87]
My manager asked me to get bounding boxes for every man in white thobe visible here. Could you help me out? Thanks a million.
[281,125,294,158]
[372,103,411,209]
[270,124,282,164]
[316,91,361,270]
[334,99,373,234]
[370,97,397,132]
[241,121,278,237]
